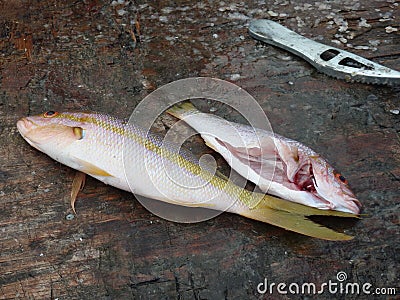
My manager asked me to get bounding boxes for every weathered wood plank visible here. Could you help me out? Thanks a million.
[1,0,399,299]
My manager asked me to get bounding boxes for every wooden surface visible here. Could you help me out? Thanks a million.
[1,0,399,299]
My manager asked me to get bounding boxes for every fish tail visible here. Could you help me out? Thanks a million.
[166,101,199,119]
[240,200,354,240]
[258,194,360,218]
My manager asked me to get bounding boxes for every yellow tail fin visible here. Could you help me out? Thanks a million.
[259,194,359,218]
[241,202,354,241]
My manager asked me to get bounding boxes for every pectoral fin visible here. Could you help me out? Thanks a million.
[74,157,113,177]
[73,127,85,140]
[71,171,86,214]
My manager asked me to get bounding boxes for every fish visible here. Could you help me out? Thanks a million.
[167,102,361,214]
[17,110,359,240]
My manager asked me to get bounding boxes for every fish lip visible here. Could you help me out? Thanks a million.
[337,190,362,214]
[17,117,39,135]
[17,117,41,150]
[339,201,361,214]
[308,190,360,214]
[327,195,361,214]
[17,118,30,136]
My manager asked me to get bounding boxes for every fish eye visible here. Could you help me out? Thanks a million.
[43,111,58,118]
[335,172,348,185]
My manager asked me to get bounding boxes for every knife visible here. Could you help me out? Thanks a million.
[249,19,400,86]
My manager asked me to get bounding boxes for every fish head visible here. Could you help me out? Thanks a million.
[17,111,89,159]
[302,155,361,214]
[274,139,361,214]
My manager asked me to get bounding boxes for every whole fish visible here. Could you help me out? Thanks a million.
[167,102,361,214]
[17,111,358,240]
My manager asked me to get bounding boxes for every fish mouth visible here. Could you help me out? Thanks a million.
[313,189,361,214]
[17,117,36,136]
[282,174,361,214]
[332,188,361,214]
[17,117,41,150]
[339,198,361,214]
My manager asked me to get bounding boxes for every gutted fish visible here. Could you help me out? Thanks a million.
[167,102,361,214]
[17,111,358,240]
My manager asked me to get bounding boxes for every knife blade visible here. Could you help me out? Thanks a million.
[249,19,400,86]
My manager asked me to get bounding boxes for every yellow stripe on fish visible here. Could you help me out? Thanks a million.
[55,112,262,208]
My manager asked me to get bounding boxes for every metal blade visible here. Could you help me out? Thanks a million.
[249,19,400,86]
